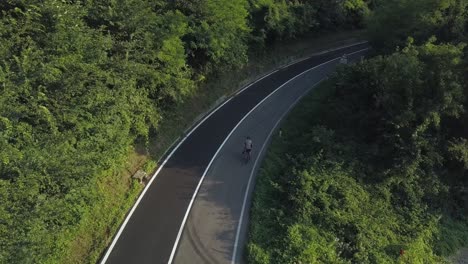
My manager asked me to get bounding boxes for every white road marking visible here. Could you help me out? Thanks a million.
[99,64,278,264]
[230,77,325,264]
[280,41,368,69]
[99,43,368,264]
[169,47,369,264]
[231,48,369,264]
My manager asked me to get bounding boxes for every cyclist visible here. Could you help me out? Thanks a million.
[340,53,348,64]
[243,136,253,162]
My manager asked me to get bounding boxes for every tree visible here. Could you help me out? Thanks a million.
[368,0,468,52]
[326,41,465,178]
[173,0,250,71]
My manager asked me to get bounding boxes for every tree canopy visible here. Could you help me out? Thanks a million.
[368,0,468,52]
[0,0,370,262]
[249,1,468,263]
[248,41,468,263]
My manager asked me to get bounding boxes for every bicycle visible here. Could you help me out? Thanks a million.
[242,149,251,164]
[243,136,253,164]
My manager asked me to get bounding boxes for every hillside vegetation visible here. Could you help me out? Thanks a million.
[0,0,370,263]
[248,1,468,263]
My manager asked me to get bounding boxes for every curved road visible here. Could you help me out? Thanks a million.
[100,42,369,264]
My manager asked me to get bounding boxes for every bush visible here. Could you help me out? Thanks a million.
[248,40,468,263]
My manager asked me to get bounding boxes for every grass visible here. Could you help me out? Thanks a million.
[62,30,366,263]
[59,154,143,264]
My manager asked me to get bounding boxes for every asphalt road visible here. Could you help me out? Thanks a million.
[100,42,369,264]
[172,49,368,264]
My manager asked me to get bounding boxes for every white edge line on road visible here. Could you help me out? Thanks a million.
[230,78,325,264]
[99,66,278,264]
[167,62,330,263]
[280,40,368,69]
[182,69,279,136]
[168,48,369,264]
[231,47,369,264]
[99,44,368,264]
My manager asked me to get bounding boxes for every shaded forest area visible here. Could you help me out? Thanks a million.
[248,0,468,263]
[0,0,370,263]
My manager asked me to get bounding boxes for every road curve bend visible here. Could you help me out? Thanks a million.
[100,42,369,264]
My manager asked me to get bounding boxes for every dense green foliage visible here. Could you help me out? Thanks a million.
[368,0,468,52]
[248,42,468,263]
[0,0,370,263]
[248,0,370,45]
[248,1,468,262]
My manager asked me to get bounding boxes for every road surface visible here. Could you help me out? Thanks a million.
[100,42,369,264]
